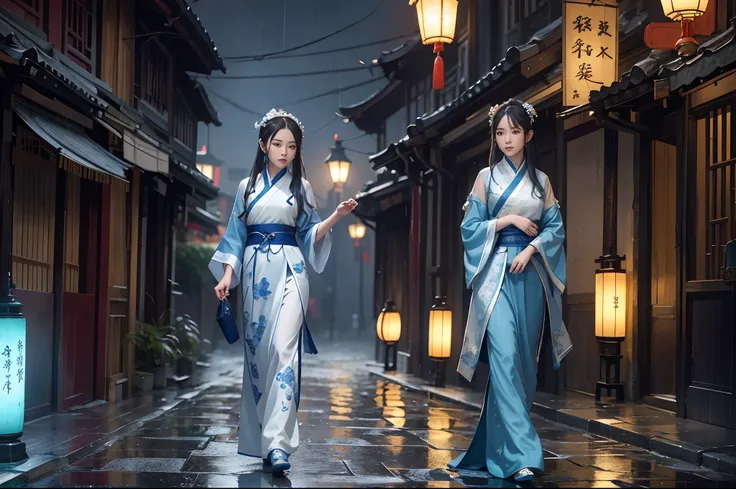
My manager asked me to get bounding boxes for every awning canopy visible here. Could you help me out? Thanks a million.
[14,100,130,182]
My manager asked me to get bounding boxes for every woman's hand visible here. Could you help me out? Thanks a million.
[512,215,538,237]
[336,198,358,217]
[214,266,233,301]
[509,246,536,274]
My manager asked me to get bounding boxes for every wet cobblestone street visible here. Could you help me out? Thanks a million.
[19,340,736,488]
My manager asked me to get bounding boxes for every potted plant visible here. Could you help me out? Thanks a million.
[174,314,201,378]
[127,311,181,390]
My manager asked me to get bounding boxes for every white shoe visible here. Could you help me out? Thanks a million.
[514,468,534,481]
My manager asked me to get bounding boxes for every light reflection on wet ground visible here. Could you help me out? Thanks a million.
[24,340,736,488]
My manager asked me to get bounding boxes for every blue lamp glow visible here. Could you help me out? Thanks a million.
[0,278,28,464]
[0,316,26,435]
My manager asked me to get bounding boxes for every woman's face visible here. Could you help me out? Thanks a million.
[261,127,298,171]
[494,114,533,160]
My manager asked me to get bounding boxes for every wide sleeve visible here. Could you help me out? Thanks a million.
[208,178,248,288]
[530,178,566,293]
[462,168,499,289]
[296,180,332,273]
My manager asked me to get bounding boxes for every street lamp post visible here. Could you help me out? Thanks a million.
[348,222,367,336]
[325,134,352,340]
[0,92,28,464]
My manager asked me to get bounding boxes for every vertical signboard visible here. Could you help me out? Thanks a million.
[563,0,619,106]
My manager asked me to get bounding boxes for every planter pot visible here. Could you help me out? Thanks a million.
[176,358,194,377]
[152,364,167,389]
[134,370,154,392]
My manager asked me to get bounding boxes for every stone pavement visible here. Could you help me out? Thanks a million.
[367,366,736,476]
[3,339,736,487]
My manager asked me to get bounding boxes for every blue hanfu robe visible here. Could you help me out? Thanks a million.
[449,157,572,478]
[208,167,331,459]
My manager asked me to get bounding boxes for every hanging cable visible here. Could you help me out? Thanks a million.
[206,89,264,117]
[201,64,376,80]
[224,0,387,61]
[344,146,375,155]
[280,77,384,106]
[226,31,418,63]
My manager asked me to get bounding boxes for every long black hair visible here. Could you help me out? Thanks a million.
[489,99,545,199]
[240,115,311,220]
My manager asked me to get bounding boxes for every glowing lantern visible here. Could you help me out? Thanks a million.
[325,134,351,192]
[660,0,710,56]
[427,296,452,359]
[409,0,459,91]
[376,300,401,344]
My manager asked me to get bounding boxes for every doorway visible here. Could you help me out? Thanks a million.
[647,140,678,409]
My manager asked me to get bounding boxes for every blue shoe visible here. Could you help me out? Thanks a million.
[268,449,290,473]
[514,468,534,482]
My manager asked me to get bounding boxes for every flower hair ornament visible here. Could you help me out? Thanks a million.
[488,99,538,126]
[254,108,305,134]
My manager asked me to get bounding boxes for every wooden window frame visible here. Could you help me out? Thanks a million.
[64,0,95,73]
[1,0,44,30]
[687,95,736,281]
[173,92,196,152]
[139,38,171,119]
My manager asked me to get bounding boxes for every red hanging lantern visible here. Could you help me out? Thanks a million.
[410,0,459,91]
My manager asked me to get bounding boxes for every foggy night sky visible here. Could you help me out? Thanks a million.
[191,0,417,205]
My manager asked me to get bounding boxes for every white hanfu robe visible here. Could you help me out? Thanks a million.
[208,166,331,458]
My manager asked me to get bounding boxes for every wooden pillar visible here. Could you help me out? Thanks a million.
[0,88,12,300]
[127,169,140,398]
[633,131,652,401]
[603,128,619,256]
[408,185,422,375]
[51,168,67,411]
[96,184,111,400]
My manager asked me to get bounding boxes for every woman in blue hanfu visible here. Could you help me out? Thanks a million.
[210,108,358,473]
[448,99,572,482]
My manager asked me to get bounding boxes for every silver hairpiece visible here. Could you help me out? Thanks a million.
[488,99,538,126]
[254,108,305,133]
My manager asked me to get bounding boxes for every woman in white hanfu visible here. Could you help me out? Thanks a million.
[210,109,357,473]
[448,99,572,482]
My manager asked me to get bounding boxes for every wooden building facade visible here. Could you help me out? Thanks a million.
[348,0,736,429]
[0,0,223,420]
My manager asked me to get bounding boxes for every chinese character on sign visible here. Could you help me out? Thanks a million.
[2,345,10,359]
[2,359,10,372]
[576,63,603,84]
[573,15,592,33]
[3,374,10,394]
[16,340,23,383]
[572,39,593,58]
[564,0,617,106]
[597,46,613,59]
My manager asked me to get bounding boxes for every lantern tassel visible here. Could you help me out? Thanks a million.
[432,42,444,91]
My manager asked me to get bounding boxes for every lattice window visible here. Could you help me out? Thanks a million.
[508,0,548,28]
[11,127,56,293]
[692,104,736,280]
[141,41,170,117]
[173,94,196,151]
[65,0,94,72]
[6,0,43,30]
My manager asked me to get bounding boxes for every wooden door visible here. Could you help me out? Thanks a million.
[650,141,677,398]
[682,101,736,428]
[59,173,98,411]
